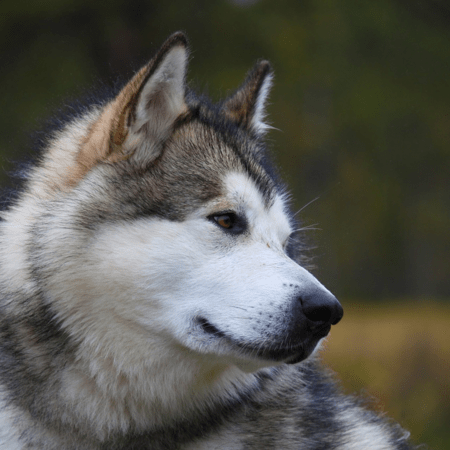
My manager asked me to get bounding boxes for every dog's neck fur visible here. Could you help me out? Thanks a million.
[60,340,258,439]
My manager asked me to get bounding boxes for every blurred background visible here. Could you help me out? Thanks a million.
[1,0,449,447]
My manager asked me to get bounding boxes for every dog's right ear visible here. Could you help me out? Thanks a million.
[222,60,273,137]
[77,32,189,172]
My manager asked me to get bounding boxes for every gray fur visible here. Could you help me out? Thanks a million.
[0,32,415,449]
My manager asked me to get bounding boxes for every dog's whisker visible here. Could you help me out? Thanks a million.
[229,306,249,311]
[293,196,321,217]
[292,224,321,233]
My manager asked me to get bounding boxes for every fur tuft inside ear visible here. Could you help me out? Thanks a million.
[223,60,273,136]
[117,32,189,163]
[75,32,189,175]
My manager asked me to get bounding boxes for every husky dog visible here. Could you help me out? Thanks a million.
[0,32,414,449]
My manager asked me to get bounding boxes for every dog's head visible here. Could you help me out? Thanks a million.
[27,32,342,372]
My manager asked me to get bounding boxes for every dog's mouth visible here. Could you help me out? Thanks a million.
[196,317,329,365]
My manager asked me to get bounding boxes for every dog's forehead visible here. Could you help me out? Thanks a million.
[154,118,284,222]
[223,171,269,210]
[223,171,292,238]
[169,119,271,185]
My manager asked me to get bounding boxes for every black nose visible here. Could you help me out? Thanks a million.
[300,288,343,327]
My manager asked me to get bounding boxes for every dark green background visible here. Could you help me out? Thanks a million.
[1,1,449,298]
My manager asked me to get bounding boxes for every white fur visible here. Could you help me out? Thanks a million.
[22,168,332,437]
[124,45,188,163]
[0,400,21,450]
[338,409,399,450]
[251,71,274,134]
[134,46,187,127]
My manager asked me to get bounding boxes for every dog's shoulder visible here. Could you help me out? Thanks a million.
[184,364,413,450]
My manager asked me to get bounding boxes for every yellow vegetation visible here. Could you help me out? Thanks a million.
[322,301,450,450]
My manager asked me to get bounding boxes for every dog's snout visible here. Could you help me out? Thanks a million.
[300,289,343,327]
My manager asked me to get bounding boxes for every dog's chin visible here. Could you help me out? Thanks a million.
[232,357,282,373]
[231,346,316,373]
[195,317,329,369]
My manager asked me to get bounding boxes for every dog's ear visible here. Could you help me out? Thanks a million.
[223,60,273,136]
[77,32,188,171]
[110,31,189,163]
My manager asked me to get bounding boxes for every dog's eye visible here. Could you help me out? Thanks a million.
[214,214,236,229]
[209,212,246,234]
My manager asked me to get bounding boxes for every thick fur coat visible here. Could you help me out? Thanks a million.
[0,32,414,449]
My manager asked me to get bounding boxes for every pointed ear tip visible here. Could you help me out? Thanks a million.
[259,59,271,68]
[148,32,188,70]
[166,31,189,49]
[254,60,274,83]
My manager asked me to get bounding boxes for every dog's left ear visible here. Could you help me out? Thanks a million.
[223,60,273,136]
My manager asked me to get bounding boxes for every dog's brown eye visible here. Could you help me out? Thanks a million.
[214,214,234,229]
[209,212,246,234]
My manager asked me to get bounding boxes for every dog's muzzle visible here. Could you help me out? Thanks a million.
[194,283,343,366]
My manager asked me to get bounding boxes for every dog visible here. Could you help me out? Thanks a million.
[0,32,414,449]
